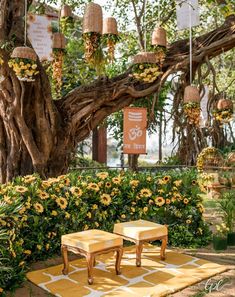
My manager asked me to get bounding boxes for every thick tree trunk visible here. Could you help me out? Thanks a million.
[0,0,234,183]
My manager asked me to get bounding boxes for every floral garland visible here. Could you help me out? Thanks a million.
[196,147,223,171]
[131,63,162,83]
[212,108,233,124]
[83,32,103,67]
[8,58,38,82]
[52,49,65,97]
[60,16,74,35]
[183,102,200,125]
[152,45,167,67]
[102,33,120,61]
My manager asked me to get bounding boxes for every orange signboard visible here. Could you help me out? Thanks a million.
[123,107,147,154]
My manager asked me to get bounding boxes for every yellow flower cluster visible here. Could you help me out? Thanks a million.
[132,63,162,83]
[96,172,109,180]
[213,109,233,124]
[183,102,200,126]
[8,58,39,82]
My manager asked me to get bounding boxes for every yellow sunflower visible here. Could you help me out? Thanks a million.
[146,176,152,182]
[173,180,182,187]
[186,219,192,224]
[100,193,112,206]
[23,175,36,184]
[70,186,83,197]
[56,197,68,209]
[140,188,152,198]
[112,176,121,185]
[38,190,49,200]
[96,172,109,180]
[98,181,103,187]
[51,210,58,216]
[87,212,92,218]
[92,204,98,210]
[105,182,112,188]
[155,197,165,206]
[130,180,139,187]
[87,183,100,192]
[165,199,171,205]
[15,186,28,193]
[34,203,44,213]
[121,214,126,219]
[192,180,197,186]
[143,206,148,213]
[183,198,189,204]
[162,176,171,184]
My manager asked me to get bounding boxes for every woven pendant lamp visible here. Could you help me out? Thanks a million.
[11,46,37,61]
[183,86,200,103]
[151,27,167,47]
[83,3,103,34]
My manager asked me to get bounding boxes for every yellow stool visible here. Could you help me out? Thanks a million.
[61,229,123,285]
[114,219,168,267]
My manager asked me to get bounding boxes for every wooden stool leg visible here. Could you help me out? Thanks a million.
[136,241,143,267]
[61,245,69,275]
[160,236,167,260]
[86,253,94,285]
[115,246,123,275]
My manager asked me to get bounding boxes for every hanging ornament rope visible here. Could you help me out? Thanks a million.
[144,0,147,51]
[189,0,193,84]
[24,0,27,46]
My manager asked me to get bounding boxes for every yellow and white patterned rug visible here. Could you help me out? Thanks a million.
[27,245,227,297]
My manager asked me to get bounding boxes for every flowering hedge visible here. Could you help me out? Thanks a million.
[0,169,211,293]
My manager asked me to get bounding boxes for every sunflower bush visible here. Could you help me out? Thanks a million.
[0,169,211,293]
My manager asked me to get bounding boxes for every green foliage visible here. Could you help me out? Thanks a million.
[0,169,211,291]
[217,190,235,232]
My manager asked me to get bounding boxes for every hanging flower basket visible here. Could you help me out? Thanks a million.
[183,86,201,125]
[52,33,66,97]
[131,52,162,83]
[82,3,103,67]
[102,17,120,61]
[60,5,74,35]
[196,147,224,171]
[213,98,233,124]
[151,27,167,66]
[8,47,38,82]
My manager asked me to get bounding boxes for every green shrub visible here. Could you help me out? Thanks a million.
[0,169,211,292]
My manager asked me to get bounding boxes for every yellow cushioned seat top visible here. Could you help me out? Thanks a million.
[61,229,123,253]
[113,219,167,241]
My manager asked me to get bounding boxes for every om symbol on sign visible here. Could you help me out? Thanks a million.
[128,126,143,141]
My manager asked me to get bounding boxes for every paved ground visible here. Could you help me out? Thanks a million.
[9,199,235,297]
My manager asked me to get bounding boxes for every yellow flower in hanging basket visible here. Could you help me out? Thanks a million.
[9,47,38,82]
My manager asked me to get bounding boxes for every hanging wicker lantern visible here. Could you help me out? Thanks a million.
[103,17,118,35]
[151,27,167,48]
[183,86,200,103]
[11,46,37,61]
[217,98,233,110]
[102,17,119,61]
[151,27,167,67]
[52,32,66,50]
[82,3,103,34]
[9,47,38,82]
[133,52,157,64]
[61,4,72,18]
